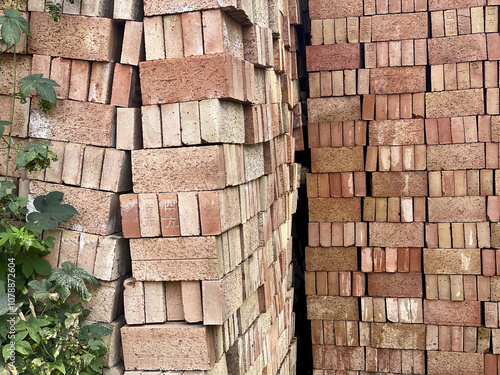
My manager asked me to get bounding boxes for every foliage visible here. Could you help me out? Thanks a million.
[0,264,110,375]
[0,4,110,375]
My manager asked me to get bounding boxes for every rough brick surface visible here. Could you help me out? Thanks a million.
[367,273,423,298]
[428,0,486,11]
[306,44,361,72]
[307,296,359,320]
[311,147,364,173]
[371,323,426,350]
[369,223,425,247]
[309,198,362,222]
[306,247,358,271]
[428,34,487,65]
[309,0,363,19]
[370,67,426,95]
[312,345,365,370]
[29,12,119,61]
[424,248,482,275]
[369,119,425,145]
[427,352,484,375]
[372,172,428,197]
[372,13,428,41]
[427,143,485,171]
[428,197,486,222]
[308,97,362,123]
[424,300,481,326]
[426,89,484,118]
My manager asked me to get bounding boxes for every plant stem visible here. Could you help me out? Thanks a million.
[5,43,16,182]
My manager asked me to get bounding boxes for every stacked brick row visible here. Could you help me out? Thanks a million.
[0,0,147,374]
[306,0,500,374]
[117,0,303,374]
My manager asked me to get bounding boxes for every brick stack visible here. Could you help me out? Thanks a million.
[117,0,303,374]
[0,0,146,374]
[307,0,500,374]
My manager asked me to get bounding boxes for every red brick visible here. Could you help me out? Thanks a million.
[370,66,426,95]
[370,222,425,247]
[306,44,361,72]
[308,97,362,123]
[428,352,484,374]
[110,64,140,107]
[367,272,423,297]
[424,300,481,326]
[371,323,426,350]
[428,197,486,222]
[29,12,119,61]
[426,89,484,118]
[372,172,428,197]
[120,195,140,238]
[312,345,365,370]
[428,34,487,65]
[372,13,428,41]
[309,0,363,19]
[429,0,486,10]
[140,53,246,105]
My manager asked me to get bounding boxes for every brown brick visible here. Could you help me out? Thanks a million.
[372,13,428,41]
[424,300,481,326]
[491,276,500,300]
[428,197,486,222]
[29,181,119,235]
[132,146,226,193]
[428,34,487,65]
[29,98,115,147]
[29,12,119,61]
[371,323,426,350]
[139,53,245,106]
[0,55,31,96]
[121,323,215,371]
[428,352,484,375]
[372,172,428,197]
[309,198,362,222]
[370,67,426,95]
[307,296,359,320]
[311,147,364,173]
[306,44,361,72]
[427,143,485,170]
[308,97,362,123]
[424,248,482,275]
[143,0,245,16]
[369,119,425,145]
[313,345,365,371]
[368,272,423,298]
[306,247,358,271]
[309,0,363,19]
[426,89,484,118]
[429,0,486,11]
[369,222,424,247]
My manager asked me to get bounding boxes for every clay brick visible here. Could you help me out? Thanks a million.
[313,345,365,370]
[121,21,144,65]
[429,352,484,374]
[368,272,423,297]
[372,172,427,197]
[181,281,203,323]
[116,107,142,150]
[121,323,215,371]
[306,44,361,72]
[132,146,225,193]
[369,222,424,247]
[309,0,363,19]
[428,197,486,222]
[429,0,485,11]
[123,278,145,325]
[29,181,119,235]
[306,247,358,271]
[309,198,361,222]
[100,149,131,192]
[68,60,91,101]
[428,34,487,65]
[29,13,119,61]
[369,119,425,145]
[372,13,428,41]
[308,96,362,123]
[427,143,485,170]
[424,300,481,326]
[120,195,140,239]
[371,323,426,350]
[311,147,364,173]
[424,248,482,275]
[110,64,140,107]
[307,296,359,320]
[426,89,484,118]
[29,98,115,147]
[138,193,161,238]
[140,53,245,106]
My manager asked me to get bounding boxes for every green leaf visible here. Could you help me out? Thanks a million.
[0,181,16,201]
[52,359,65,374]
[18,74,59,103]
[27,191,78,230]
[0,294,8,316]
[33,258,51,276]
[48,262,98,302]
[2,9,23,18]
[15,150,36,170]
[0,18,20,46]
[14,340,31,356]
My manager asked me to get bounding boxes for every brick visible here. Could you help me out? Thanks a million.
[307,296,359,320]
[313,345,365,370]
[50,57,71,100]
[428,34,487,65]
[132,146,225,193]
[427,143,485,170]
[428,352,484,374]
[29,181,119,235]
[368,272,423,297]
[424,248,482,274]
[370,66,426,95]
[29,13,118,61]
[29,98,115,147]
[121,21,144,65]
[309,198,361,222]
[181,281,203,323]
[69,60,91,101]
[88,62,114,104]
[369,222,424,247]
[429,0,486,11]
[306,44,361,72]
[309,0,363,18]
[123,278,145,325]
[370,119,425,146]
[110,64,140,107]
[121,323,215,371]
[0,55,31,96]
[311,147,364,173]
[61,143,84,186]
[426,89,484,118]
[116,107,142,150]
[120,195,140,238]
[371,323,426,350]
[100,149,131,192]
[372,172,428,197]
[428,197,486,222]
[306,247,358,271]
[424,300,481,326]
[372,13,428,41]
[140,53,245,106]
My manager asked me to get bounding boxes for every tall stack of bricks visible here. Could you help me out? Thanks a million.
[117,0,303,374]
[0,0,146,374]
[307,0,500,374]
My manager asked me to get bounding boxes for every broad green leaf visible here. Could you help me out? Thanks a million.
[15,150,36,170]
[0,181,16,201]
[18,74,59,103]
[27,191,78,230]
[52,359,65,374]
[32,258,51,276]
[0,18,20,46]
[14,340,31,356]
[2,9,23,18]
[49,262,98,302]
[0,294,8,316]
